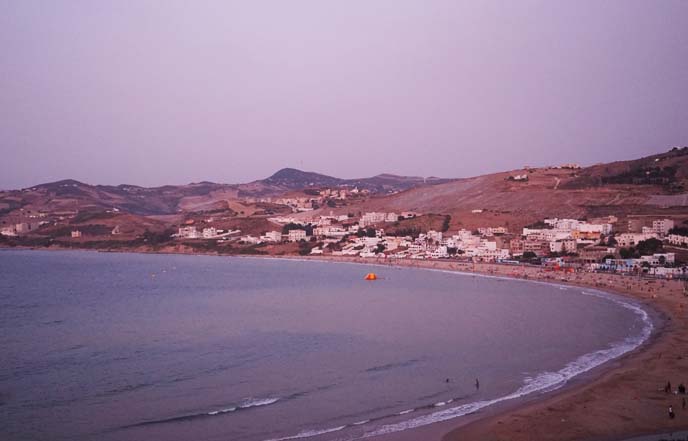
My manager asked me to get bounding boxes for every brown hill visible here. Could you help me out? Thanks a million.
[310,148,688,231]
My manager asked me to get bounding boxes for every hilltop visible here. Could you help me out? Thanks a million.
[244,168,452,196]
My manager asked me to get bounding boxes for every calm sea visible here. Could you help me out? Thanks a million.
[0,250,651,441]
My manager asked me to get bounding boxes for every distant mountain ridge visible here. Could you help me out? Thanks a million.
[2,168,452,216]
[257,167,452,194]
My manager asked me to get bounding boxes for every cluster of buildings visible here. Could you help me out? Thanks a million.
[514,217,615,257]
[309,214,683,275]
[615,218,675,247]
[168,208,686,276]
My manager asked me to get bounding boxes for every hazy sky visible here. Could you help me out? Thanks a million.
[1,1,687,189]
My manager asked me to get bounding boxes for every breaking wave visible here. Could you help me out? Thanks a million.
[265,425,347,441]
[122,397,281,428]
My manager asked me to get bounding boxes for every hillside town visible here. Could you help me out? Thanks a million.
[159,210,688,278]
[2,200,687,279]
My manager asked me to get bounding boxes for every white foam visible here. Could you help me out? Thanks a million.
[240,397,280,409]
[398,409,414,415]
[265,425,347,441]
[207,407,236,415]
[352,420,369,426]
[207,397,278,417]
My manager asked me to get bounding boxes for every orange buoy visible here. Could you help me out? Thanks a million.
[364,273,378,281]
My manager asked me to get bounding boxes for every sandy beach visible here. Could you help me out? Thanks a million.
[294,256,688,441]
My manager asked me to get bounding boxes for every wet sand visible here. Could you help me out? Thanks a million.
[290,256,688,441]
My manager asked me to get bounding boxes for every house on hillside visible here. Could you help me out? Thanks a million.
[261,231,283,242]
[287,229,307,242]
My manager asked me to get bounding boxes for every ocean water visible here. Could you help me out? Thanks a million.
[0,250,651,441]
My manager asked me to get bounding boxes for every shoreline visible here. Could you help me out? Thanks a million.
[3,247,688,440]
[310,258,685,441]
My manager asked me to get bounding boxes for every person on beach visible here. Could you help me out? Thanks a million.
[669,405,675,419]
[678,383,686,394]
[665,381,672,393]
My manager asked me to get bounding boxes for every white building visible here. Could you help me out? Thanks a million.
[578,223,613,235]
[361,236,381,247]
[359,212,387,227]
[71,230,82,238]
[427,230,443,242]
[385,212,399,222]
[638,253,675,266]
[313,226,347,239]
[667,234,688,246]
[382,237,401,251]
[177,226,201,239]
[616,233,658,248]
[287,229,308,242]
[240,235,262,244]
[407,243,424,254]
[545,218,580,230]
[261,231,283,242]
[202,227,218,238]
[652,219,675,236]
[478,226,508,236]
[543,218,612,235]
[549,239,577,254]
[429,246,449,259]
[1,227,17,236]
[523,228,571,242]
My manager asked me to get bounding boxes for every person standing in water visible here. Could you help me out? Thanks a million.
[475,378,480,390]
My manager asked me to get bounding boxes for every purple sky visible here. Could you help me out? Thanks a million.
[1,1,687,189]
